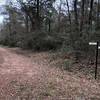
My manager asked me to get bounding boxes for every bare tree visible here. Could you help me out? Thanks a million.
[96,0,100,29]
[88,0,94,27]
[25,15,29,32]
[66,0,72,31]
[36,0,40,29]
[57,0,63,32]
[80,0,85,32]
[74,0,79,30]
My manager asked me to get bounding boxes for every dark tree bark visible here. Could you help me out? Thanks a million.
[36,0,40,29]
[48,12,52,32]
[88,0,94,26]
[57,0,62,32]
[48,18,51,32]
[80,0,85,32]
[25,15,29,32]
[74,0,79,31]
[66,0,72,31]
[96,0,100,29]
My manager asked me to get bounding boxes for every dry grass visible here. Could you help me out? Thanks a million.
[0,47,100,100]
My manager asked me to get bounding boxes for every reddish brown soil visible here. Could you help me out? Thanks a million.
[0,47,100,100]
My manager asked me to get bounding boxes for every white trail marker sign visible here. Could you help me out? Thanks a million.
[89,42,97,45]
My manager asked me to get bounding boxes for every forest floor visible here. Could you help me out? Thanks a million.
[0,47,100,100]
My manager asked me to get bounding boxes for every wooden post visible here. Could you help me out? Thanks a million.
[89,42,99,79]
[95,41,99,79]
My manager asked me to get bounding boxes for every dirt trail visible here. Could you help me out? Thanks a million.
[0,47,100,100]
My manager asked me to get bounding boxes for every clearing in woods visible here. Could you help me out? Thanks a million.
[0,47,100,100]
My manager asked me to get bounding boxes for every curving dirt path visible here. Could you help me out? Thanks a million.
[0,47,100,100]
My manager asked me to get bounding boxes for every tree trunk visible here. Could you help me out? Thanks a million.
[48,13,51,32]
[25,15,29,32]
[57,0,62,32]
[88,0,94,28]
[66,0,72,31]
[96,0,100,29]
[36,0,40,29]
[74,0,79,31]
[80,0,85,32]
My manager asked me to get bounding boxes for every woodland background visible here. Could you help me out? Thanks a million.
[0,0,100,59]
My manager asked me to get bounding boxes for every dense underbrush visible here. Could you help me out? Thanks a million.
[0,31,63,51]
